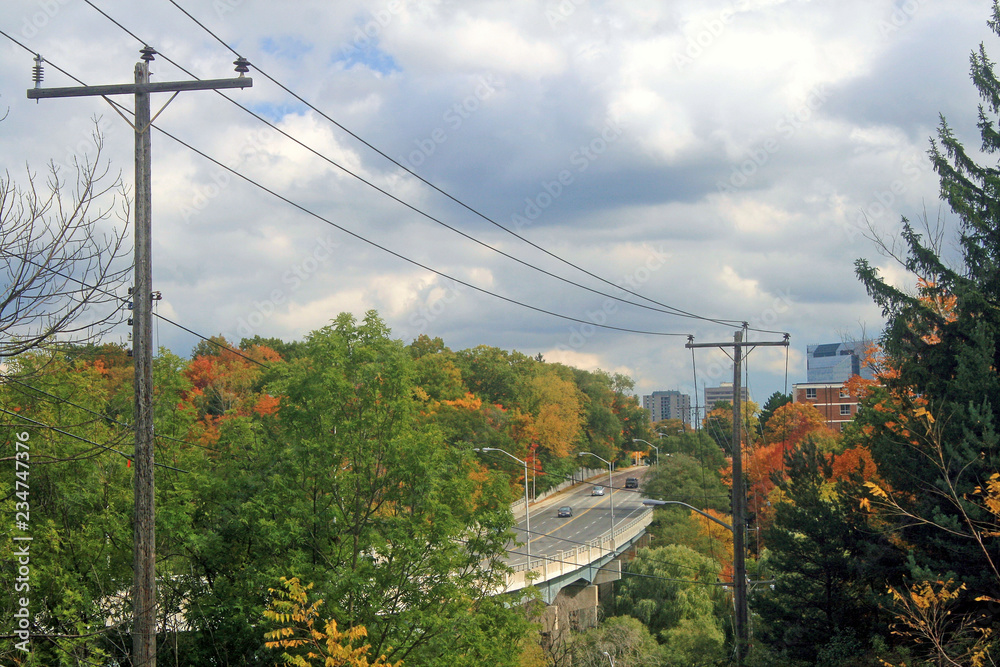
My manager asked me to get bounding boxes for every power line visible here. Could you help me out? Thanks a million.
[2,373,224,454]
[81,0,715,326]
[0,247,270,369]
[159,0,755,331]
[4,35,691,340]
[0,406,188,472]
[151,122,688,338]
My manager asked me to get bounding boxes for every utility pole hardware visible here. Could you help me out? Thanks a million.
[686,329,789,665]
[27,49,251,667]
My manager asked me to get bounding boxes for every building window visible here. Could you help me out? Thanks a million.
[806,388,817,399]
[840,388,849,398]
[840,404,851,416]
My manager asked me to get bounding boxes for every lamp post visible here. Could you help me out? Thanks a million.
[474,447,530,567]
[641,499,733,531]
[632,438,659,466]
[578,452,613,527]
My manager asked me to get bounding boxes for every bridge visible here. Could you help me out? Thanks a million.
[499,466,654,644]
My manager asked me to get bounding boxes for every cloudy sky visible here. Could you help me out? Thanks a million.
[1,0,993,408]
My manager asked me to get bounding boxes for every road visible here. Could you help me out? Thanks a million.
[504,465,651,568]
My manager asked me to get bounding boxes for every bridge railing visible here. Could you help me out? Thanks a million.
[504,507,652,591]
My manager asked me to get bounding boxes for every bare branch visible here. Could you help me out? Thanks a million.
[1,119,132,367]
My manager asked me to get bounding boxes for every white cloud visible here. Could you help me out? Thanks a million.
[1,0,991,404]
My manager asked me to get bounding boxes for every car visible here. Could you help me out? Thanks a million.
[625,477,639,489]
[591,485,605,496]
[557,506,573,517]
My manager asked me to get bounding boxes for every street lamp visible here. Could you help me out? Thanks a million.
[474,447,531,567]
[632,438,658,466]
[641,499,733,531]
[578,452,613,526]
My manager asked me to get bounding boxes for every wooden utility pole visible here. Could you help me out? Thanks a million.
[28,48,251,666]
[687,329,788,664]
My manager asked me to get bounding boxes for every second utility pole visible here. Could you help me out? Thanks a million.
[28,47,251,666]
[686,329,788,665]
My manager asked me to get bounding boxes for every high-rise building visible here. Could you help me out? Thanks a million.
[806,341,875,383]
[704,383,749,411]
[643,390,691,425]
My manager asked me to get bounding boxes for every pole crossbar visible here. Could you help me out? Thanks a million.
[27,52,250,667]
[27,76,252,99]
[685,331,788,665]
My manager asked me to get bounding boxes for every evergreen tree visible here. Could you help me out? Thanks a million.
[853,1,1000,600]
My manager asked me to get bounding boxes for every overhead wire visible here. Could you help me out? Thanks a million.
[74,0,714,328]
[2,373,224,454]
[0,406,188,472]
[3,32,691,340]
[159,0,759,332]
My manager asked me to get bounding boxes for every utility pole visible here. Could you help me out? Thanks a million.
[686,329,788,665]
[28,48,251,667]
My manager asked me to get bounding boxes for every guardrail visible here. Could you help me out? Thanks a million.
[503,507,652,592]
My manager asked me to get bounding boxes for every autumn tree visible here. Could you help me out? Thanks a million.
[850,3,1000,641]
[528,367,583,459]
[754,439,904,665]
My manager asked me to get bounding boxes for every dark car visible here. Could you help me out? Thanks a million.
[557,506,573,517]
[625,477,639,489]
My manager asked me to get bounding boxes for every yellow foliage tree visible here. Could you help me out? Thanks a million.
[529,371,583,459]
[879,579,995,667]
[264,577,402,667]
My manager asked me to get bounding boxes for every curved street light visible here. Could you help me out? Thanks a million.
[641,499,733,532]
[474,447,531,567]
[631,438,658,466]
[578,451,614,526]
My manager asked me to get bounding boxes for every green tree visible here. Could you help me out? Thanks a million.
[616,545,727,665]
[0,352,134,664]
[455,345,535,411]
[261,312,529,665]
[570,616,663,667]
[757,391,792,437]
[851,0,1000,631]
[754,437,903,666]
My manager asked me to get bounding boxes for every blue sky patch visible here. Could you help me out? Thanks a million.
[334,37,400,75]
[259,36,313,61]
[248,101,309,123]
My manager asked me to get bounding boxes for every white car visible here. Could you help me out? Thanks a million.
[592,485,605,496]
